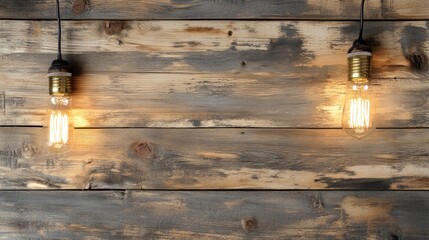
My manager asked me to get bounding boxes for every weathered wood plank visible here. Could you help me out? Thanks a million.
[0,191,428,239]
[0,128,427,190]
[0,72,427,128]
[1,21,428,63]
[0,0,428,20]
[0,20,428,127]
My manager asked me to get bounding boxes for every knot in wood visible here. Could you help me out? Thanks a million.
[131,142,153,158]
[72,0,88,14]
[311,194,324,212]
[241,217,257,232]
[105,21,126,35]
[390,234,399,240]
[113,190,129,200]
[20,142,34,159]
[407,53,428,71]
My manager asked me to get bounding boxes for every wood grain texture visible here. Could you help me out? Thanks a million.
[0,0,428,20]
[2,20,428,60]
[0,20,428,127]
[0,191,428,239]
[0,72,427,128]
[0,128,427,190]
[1,2,428,239]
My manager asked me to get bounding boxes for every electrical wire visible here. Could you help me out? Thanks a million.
[56,0,62,60]
[358,0,365,40]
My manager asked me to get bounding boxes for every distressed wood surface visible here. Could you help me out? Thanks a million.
[1,20,428,62]
[0,20,428,127]
[0,128,427,190]
[0,191,428,239]
[1,2,428,239]
[0,0,428,20]
[0,72,427,128]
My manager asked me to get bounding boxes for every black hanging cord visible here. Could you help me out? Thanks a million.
[358,0,365,40]
[56,0,62,61]
[49,0,69,72]
[348,0,371,53]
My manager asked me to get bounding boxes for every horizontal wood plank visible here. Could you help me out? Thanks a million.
[0,0,428,20]
[0,20,428,128]
[1,20,428,60]
[0,72,427,128]
[0,191,428,239]
[0,128,427,190]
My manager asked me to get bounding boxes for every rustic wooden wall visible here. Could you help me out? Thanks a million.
[0,0,428,238]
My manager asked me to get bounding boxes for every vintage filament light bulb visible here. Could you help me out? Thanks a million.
[341,0,375,139]
[44,0,74,151]
[342,50,375,138]
[45,60,74,151]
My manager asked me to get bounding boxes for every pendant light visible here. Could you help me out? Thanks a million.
[44,0,74,151]
[341,0,375,139]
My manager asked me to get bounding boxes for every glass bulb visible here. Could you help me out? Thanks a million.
[44,72,74,152]
[341,83,375,139]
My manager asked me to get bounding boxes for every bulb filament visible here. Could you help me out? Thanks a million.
[49,111,69,147]
[348,97,371,133]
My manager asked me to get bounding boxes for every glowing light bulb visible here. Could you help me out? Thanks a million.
[342,83,375,139]
[341,47,375,139]
[45,95,73,150]
[44,64,74,152]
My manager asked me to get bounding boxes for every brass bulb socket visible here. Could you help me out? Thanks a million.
[48,72,72,95]
[347,51,372,84]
